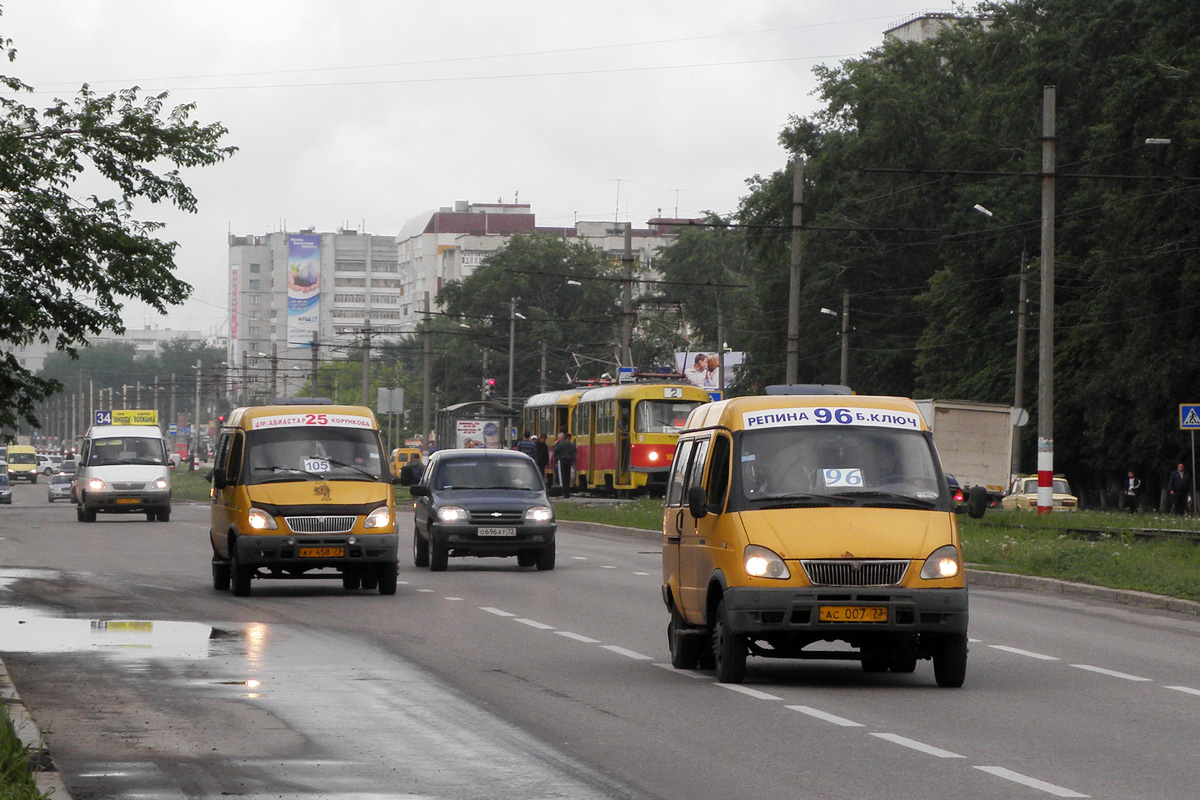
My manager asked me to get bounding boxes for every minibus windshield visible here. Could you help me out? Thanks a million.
[86,438,166,466]
[246,427,384,484]
[737,426,943,506]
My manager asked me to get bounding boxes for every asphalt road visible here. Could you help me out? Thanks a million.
[1,481,1199,799]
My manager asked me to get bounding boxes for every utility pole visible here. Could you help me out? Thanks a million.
[270,343,279,401]
[621,224,634,368]
[421,292,432,452]
[310,335,320,399]
[786,157,804,384]
[192,359,202,470]
[1037,86,1056,514]
[1013,250,1029,477]
[839,288,850,386]
[360,319,371,405]
[508,298,517,408]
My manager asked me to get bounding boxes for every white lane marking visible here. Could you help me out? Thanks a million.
[989,644,1060,660]
[601,565,617,569]
[602,645,653,661]
[871,733,963,758]
[786,705,863,727]
[397,581,410,585]
[720,685,781,701]
[556,631,601,643]
[479,607,516,617]
[444,597,464,601]
[572,556,588,560]
[1166,685,1200,696]
[416,588,434,593]
[516,618,555,630]
[1071,664,1151,681]
[654,663,708,678]
[633,571,650,576]
[975,766,1089,797]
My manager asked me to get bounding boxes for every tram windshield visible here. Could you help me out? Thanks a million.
[637,400,704,433]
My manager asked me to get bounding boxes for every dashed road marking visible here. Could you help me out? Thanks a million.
[989,644,1059,660]
[785,705,863,727]
[601,645,653,661]
[556,631,601,643]
[479,607,516,617]
[654,663,708,678]
[871,733,963,758]
[1165,685,1200,696]
[516,618,555,630]
[975,766,1088,797]
[720,685,781,701]
[1070,664,1151,681]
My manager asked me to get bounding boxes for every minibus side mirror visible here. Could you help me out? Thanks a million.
[687,485,709,519]
[210,467,226,489]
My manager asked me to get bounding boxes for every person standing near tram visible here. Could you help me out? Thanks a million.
[552,431,576,497]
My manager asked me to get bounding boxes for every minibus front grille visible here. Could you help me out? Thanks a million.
[285,515,356,534]
[801,559,908,587]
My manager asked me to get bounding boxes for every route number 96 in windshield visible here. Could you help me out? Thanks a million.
[822,468,863,488]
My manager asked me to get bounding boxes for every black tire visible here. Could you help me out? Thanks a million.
[516,551,537,567]
[76,505,84,522]
[361,574,379,591]
[933,634,968,688]
[861,655,889,673]
[967,486,988,519]
[146,511,155,522]
[30,475,36,485]
[889,656,918,674]
[342,572,361,590]
[712,599,747,684]
[47,497,53,503]
[158,508,170,523]
[429,541,448,572]
[230,545,252,597]
[668,606,701,670]
[377,563,398,596]
[82,506,97,523]
[535,543,556,571]
[212,556,231,591]
[412,528,429,567]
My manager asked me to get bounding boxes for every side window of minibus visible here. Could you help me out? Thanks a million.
[706,434,731,511]
[228,432,244,484]
[666,439,695,508]
[686,438,710,497]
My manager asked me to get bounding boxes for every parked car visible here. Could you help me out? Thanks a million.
[1002,475,1079,511]
[47,472,74,503]
[405,448,561,571]
[0,474,11,505]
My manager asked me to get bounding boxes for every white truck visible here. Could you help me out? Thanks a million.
[916,399,1015,519]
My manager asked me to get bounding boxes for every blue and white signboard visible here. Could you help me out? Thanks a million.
[94,410,112,426]
[1180,404,1200,430]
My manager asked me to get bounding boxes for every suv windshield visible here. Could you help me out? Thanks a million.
[432,457,543,490]
[86,438,166,466]
[737,426,943,507]
[246,426,384,484]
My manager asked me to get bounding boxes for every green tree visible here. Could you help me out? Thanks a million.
[0,18,235,436]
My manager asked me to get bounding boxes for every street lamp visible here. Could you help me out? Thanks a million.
[973,202,1030,479]
[819,288,850,386]
[508,300,526,408]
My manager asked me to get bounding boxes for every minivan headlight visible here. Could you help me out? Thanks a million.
[364,505,391,529]
[920,544,961,579]
[744,544,790,579]
[437,506,468,523]
[86,477,107,492]
[152,477,169,490]
[247,507,278,530]
[525,506,553,523]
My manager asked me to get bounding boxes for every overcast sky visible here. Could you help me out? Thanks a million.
[4,1,921,337]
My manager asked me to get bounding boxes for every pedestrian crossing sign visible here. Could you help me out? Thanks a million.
[1181,404,1200,430]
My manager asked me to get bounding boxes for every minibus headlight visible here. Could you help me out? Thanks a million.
[744,544,790,579]
[437,506,468,523]
[247,507,278,530]
[920,544,961,579]
[86,477,106,492]
[152,477,169,490]
[525,505,553,523]
[364,506,391,529]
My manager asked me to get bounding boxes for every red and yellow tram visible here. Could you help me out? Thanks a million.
[570,382,709,495]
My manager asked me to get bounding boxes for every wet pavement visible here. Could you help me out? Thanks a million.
[0,568,628,800]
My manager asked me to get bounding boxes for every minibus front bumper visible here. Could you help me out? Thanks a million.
[722,586,968,636]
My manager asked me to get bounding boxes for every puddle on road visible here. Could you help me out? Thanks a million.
[0,606,214,659]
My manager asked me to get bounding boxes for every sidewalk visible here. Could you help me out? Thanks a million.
[0,660,70,799]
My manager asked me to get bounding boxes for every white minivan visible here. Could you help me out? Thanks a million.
[76,424,172,522]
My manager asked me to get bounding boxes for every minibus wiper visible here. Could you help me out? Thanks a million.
[829,490,936,509]
[322,458,380,481]
[757,492,840,508]
[253,465,326,481]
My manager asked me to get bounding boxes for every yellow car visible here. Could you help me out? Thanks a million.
[1002,475,1078,511]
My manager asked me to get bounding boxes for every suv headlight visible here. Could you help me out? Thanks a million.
[364,505,391,529]
[525,505,553,523]
[247,507,278,530]
[437,506,468,523]
[744,544,790,579]
[920,544,961,579]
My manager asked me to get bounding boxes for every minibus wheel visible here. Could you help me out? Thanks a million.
[230,545,252,597]
[342,572,361,590]
[377,563,398,596]
[211,555,230,592]
[713,599,747,683]
[668,607,701,669]
[933,634,968,688]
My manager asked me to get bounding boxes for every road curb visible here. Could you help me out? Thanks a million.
[0,660,71,799]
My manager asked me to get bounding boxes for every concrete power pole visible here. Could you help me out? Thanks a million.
[1037,86,1056,514]
[621,224,634,368]
[422,293,432,451]
[786,157,805,384]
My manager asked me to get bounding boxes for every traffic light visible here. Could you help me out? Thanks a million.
[484,377,496,400]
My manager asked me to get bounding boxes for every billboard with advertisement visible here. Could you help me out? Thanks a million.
[455,419,504,449]
[676,350,744,390]
[287,234,321,347]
